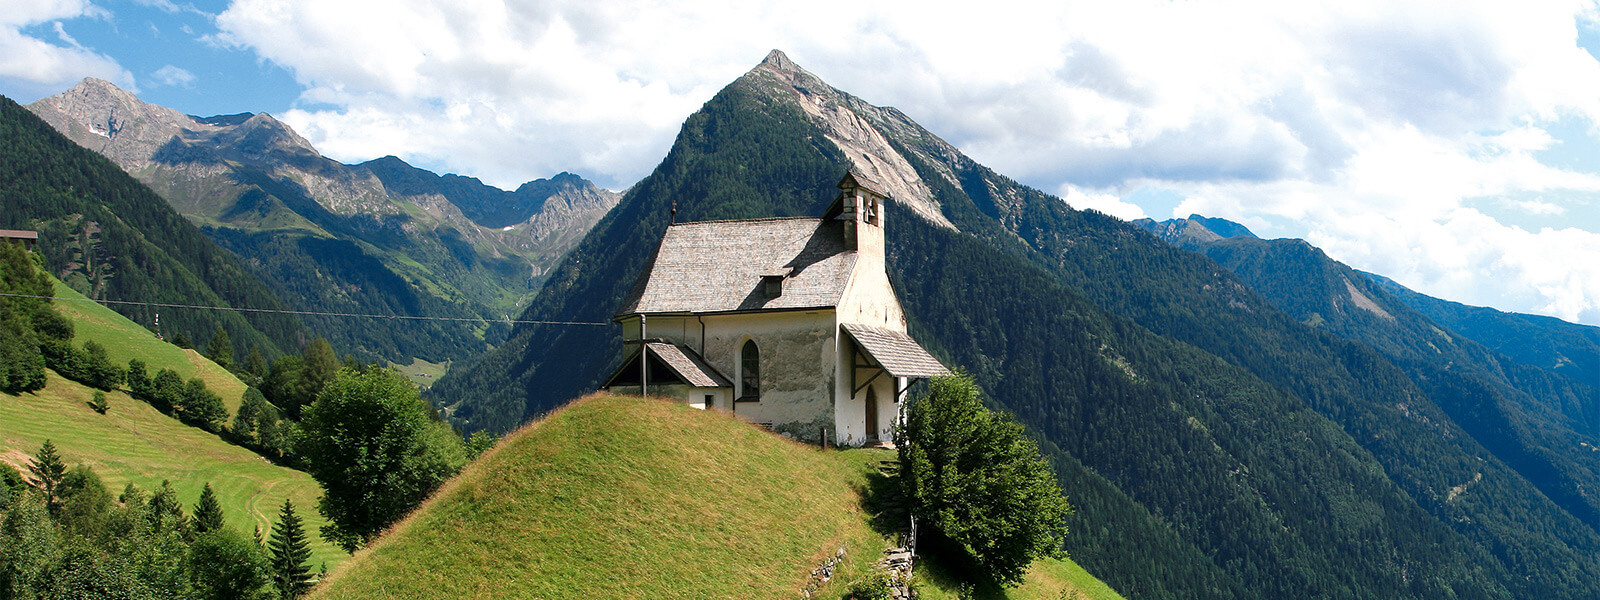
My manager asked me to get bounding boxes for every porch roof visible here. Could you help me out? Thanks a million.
[841,323,949,379]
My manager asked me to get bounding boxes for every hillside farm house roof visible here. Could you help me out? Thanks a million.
[616,217,857,316]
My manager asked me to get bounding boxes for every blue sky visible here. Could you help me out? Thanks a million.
[7,0,1600,328]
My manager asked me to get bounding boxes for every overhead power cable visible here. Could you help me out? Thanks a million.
[0,292,609,326]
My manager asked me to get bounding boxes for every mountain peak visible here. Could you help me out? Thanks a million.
[759,49,800,72]
[732,51,956,229]
[72,76,124,92]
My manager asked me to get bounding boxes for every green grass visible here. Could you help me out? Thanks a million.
[312,394,1123,599]
[50,280,248,413]
[914,554,1126,600]
[0,283,344,570]
[0,372,343,570]
[391,357,450,390]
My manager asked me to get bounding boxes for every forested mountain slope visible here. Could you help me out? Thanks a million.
[1137,217,1600,546]
[26,79,618,362]
[1368,271,1600,389]
[0,94,300,356]
[433,51,1600,599]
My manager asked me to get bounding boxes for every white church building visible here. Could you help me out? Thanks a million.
[603,171,948,447]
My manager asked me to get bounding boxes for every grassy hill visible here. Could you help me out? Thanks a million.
[0,285,344,570]
[313,394,1120,600]
[49,279,249,412]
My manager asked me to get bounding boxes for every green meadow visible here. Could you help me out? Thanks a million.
[312,394,1122,600]
[0,285,344,570]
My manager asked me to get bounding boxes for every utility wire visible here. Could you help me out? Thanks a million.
[0,292,609,326]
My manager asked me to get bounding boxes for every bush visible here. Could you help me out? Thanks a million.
[899,373,1072,587]
[847,572,895,600]
[88,390,108,414]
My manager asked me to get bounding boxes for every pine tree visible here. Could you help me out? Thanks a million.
[148,479,187,532]
[270,499,314,599]
[27,439,66,513]
[207,324,233,370]
[126,358,151,397]
[193,482,225,533]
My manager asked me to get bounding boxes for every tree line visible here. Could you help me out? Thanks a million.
[0,440,314,599]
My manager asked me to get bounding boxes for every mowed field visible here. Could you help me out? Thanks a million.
[0,286,344,570]
[50,280,249,413]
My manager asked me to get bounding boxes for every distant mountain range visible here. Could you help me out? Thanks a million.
[433,50,1600,600]
[1,95,302,356]
[24,79,618,362]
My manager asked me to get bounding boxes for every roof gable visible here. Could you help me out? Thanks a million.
[617,217,857,316]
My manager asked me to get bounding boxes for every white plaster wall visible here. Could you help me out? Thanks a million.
[836,203,905,332]
[700,310,838,437]
[834,344,904,446]
[837,266,906,331]
[624,314,707,353]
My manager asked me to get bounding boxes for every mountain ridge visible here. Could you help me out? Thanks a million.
[26,77,620,362]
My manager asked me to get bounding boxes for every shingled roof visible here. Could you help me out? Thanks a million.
[601,342,733,389]
[841,323,949,378]
[616,217,857,316]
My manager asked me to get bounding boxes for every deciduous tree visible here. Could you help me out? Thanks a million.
[899,373,1072,587]
[299,367,465,552]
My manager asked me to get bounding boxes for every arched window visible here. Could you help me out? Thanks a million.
[740,340,760,401]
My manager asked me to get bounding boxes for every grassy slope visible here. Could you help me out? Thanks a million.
[0,286,343,570]
[0,373,343,570]
[51,279,248,413]
[312,395,1121,600]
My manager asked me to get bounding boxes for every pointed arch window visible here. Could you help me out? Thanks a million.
[739,340,761,402]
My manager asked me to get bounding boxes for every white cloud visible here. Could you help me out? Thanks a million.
[0,0,132,93]
[206,0,1600,324]
[149,64,194,87]
[1061,185,1147,221]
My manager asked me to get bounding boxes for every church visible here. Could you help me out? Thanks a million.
[603,171,948,447]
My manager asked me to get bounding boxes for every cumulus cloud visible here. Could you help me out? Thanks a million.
[0,0,133,94]
[149,64,193,87]
[206,0,1600,324]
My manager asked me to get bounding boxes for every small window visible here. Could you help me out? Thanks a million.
[739,340,760,402]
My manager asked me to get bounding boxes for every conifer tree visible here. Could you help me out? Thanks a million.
[207,324,233,369]
[241,346,269,387]
[126,358,151,397]
[27,439,66,513]
[148,479,187,531]
[193,482,225,533]
[270,499,314,599]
